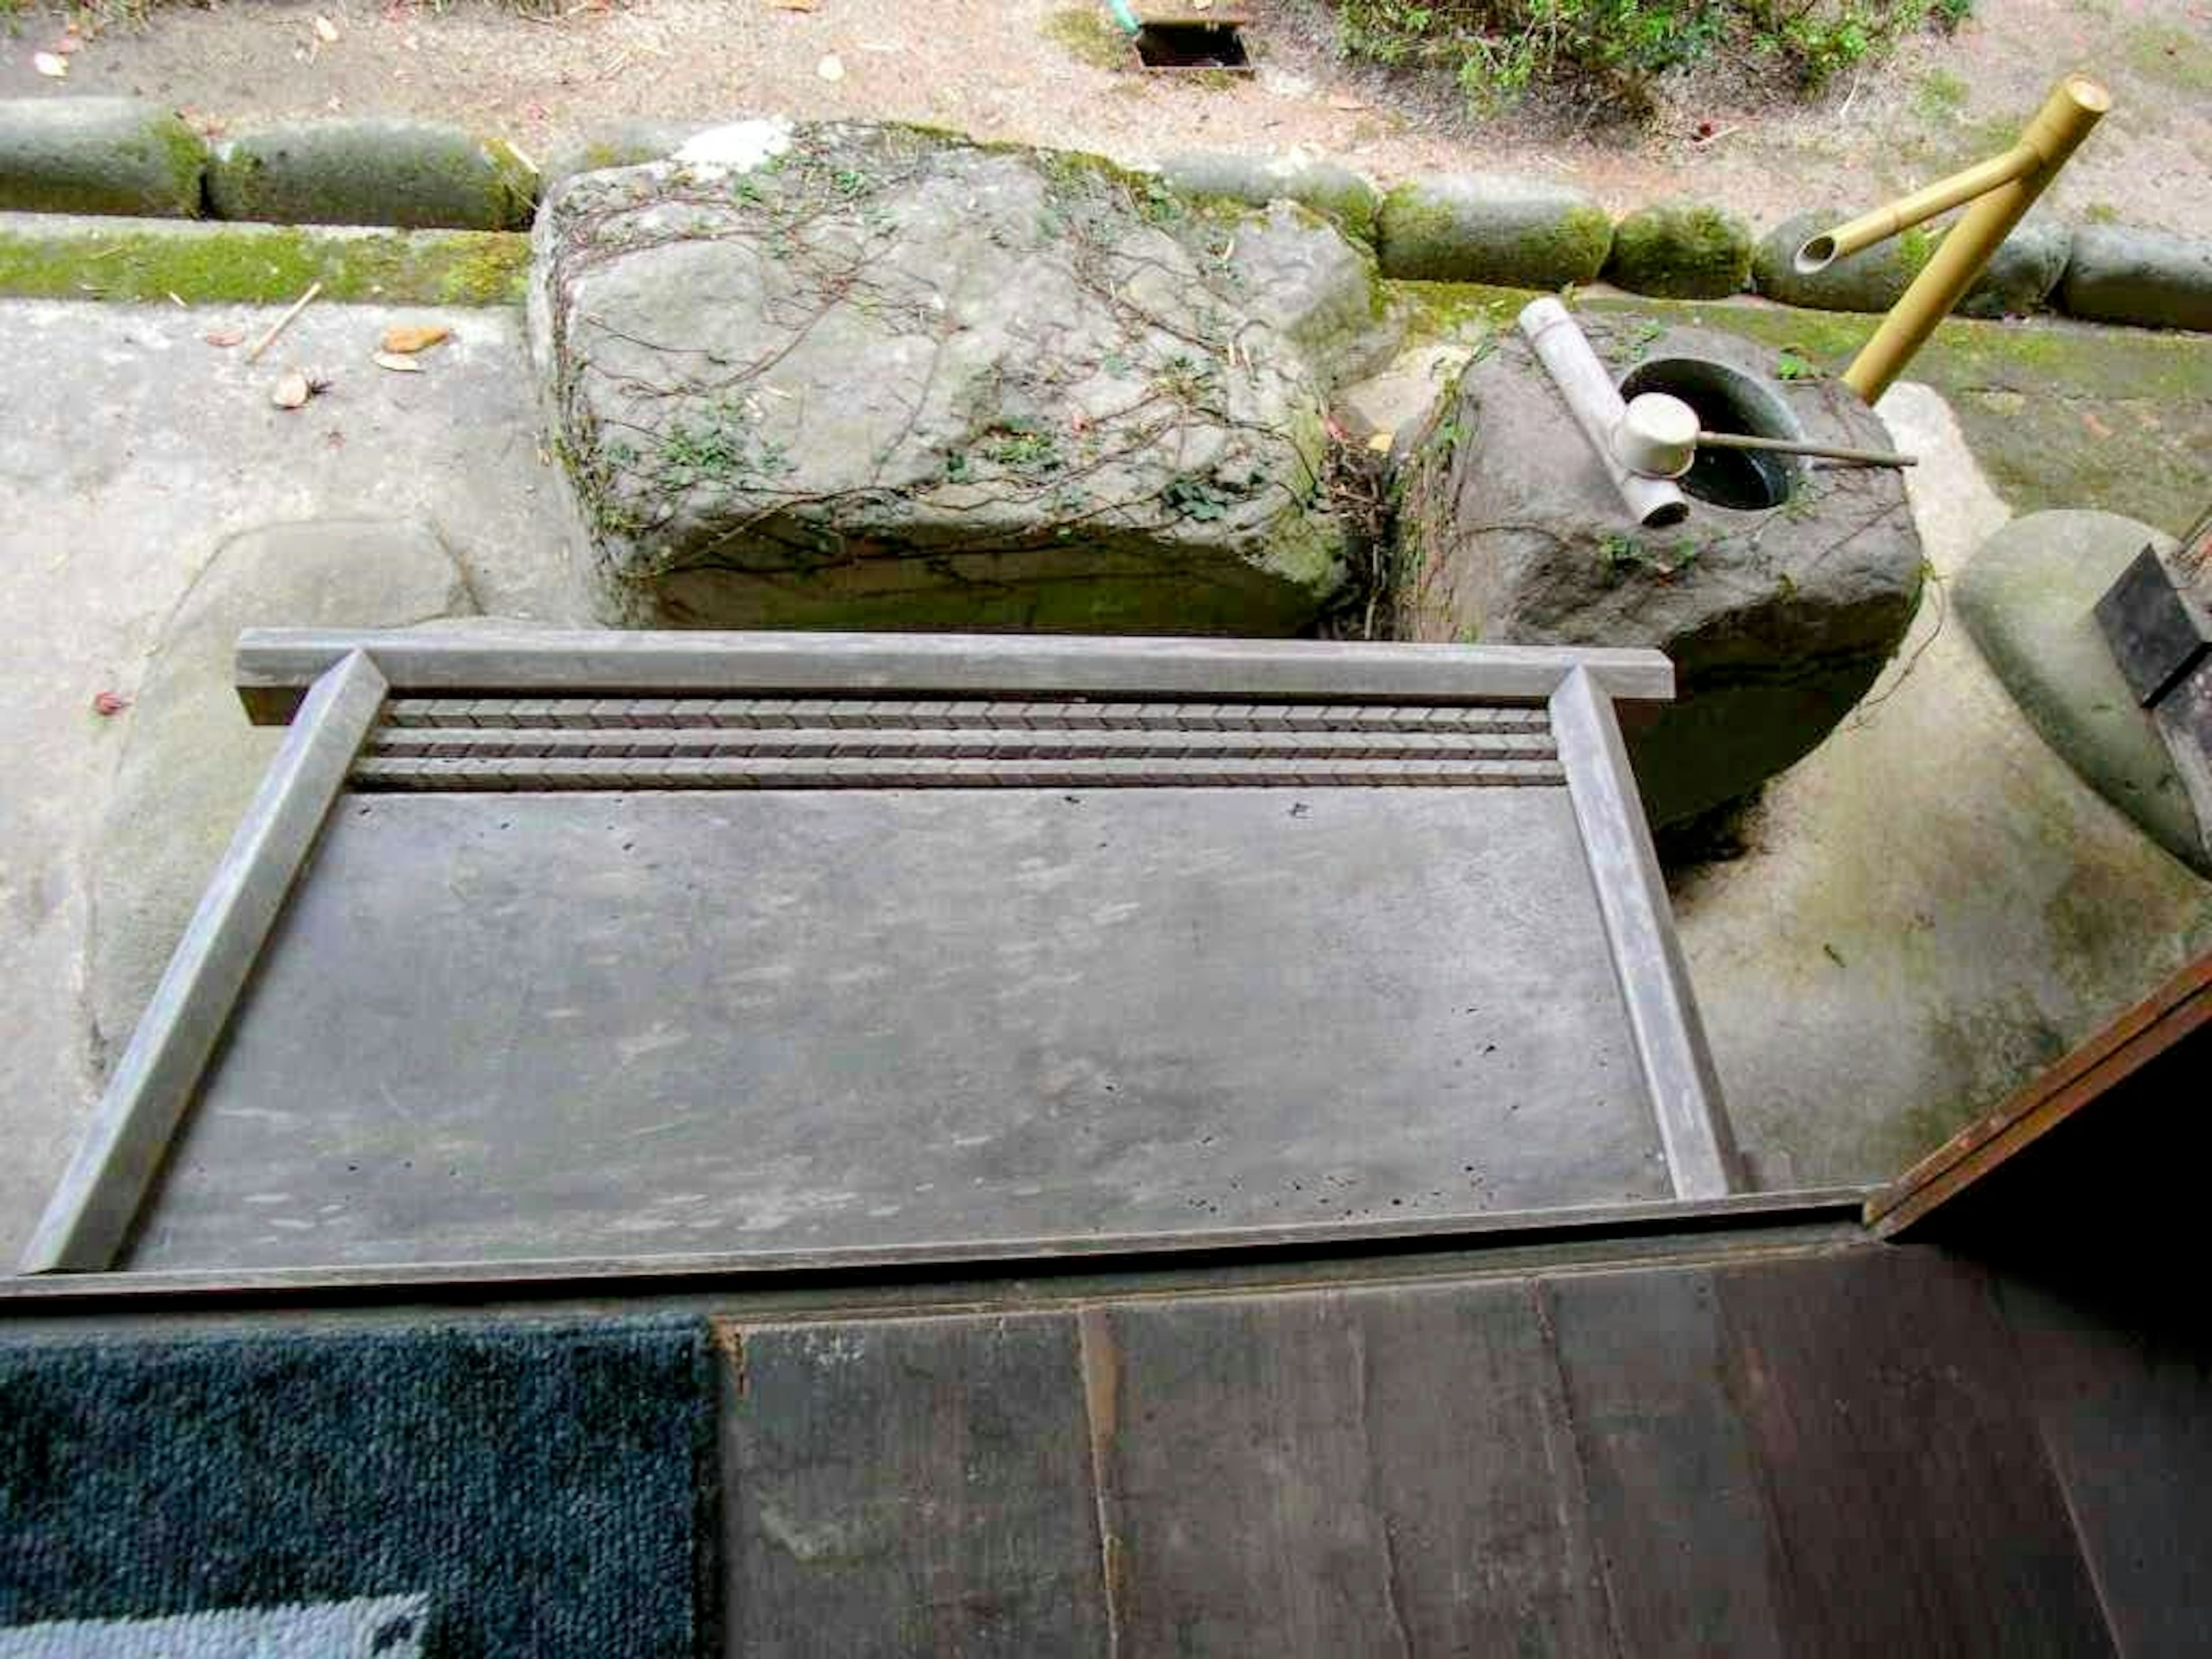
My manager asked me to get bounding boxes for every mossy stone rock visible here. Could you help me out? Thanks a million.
[1955,509,2205,874]
[2061,225,2212,332]
[1604,202,1751,300]
[1160,151,1380,244]
[1755,209,2069,317]
[1376,173,1612,287]
[209,120,535,230]
[1392,319,1923,827]
[1224,200,1392,387]
[533,122,1353,634]
[0,97,205,218]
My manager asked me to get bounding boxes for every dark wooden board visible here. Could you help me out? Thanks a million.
[1995,1272,2212,1658]
[1090,1282,1614,1656]
[1542,1265,1791,1656]
[719,1311,1110,1658]
[1709,1247,2115,1658]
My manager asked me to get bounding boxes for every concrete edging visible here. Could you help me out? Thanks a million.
[1,103,2207,333]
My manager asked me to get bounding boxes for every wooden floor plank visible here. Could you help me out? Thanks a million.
[1995,1272,2212,1658]
[1095,1282,1614,1657]
[1542,1264,1791,1657]
[719,1312,1109,1658]
[1712,1247,2116,1659]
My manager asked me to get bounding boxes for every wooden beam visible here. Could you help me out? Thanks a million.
[233,628,1675,723]
[18,652,387,1273]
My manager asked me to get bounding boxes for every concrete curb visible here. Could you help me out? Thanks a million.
[1604,202,1752,301]
[0,98,206,219]
[1376,172,1612,286]
[2061,225,2212,333]
[1159,151,1380,245]
[208,119,535,232]
[1,101,2207,334]
[1752,209,2071,319]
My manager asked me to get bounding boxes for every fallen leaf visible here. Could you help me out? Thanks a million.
[2082,410,2114,439]
[313,13,340,41]
[379,323,450,354]
[92,690,131,718]
[1327,93,1366,111]
[203,328,245,347]
[271,370,314,410]
[767,0,817,9]
[33,51,69,78]
[816,51,845,81]
[1366,431,1394,453]
[373,350,425,373]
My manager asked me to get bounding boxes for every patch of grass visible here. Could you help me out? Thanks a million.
[1334,0,1976,120]
[982,423,1064,473]
[1598,531,1705,582]
[1912,66,1968,120]
[1043,6,1132,71]
[2081,202,2120,226]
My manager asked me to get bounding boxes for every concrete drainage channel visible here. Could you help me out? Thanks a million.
[1,98,2210,331]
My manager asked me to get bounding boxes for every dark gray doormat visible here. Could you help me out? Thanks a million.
[0,1318,717,1657]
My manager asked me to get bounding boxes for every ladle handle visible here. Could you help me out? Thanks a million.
[1695,431,1916,468]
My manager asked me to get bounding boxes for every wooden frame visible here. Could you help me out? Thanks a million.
[22,629,1736,1276]
[1866,952,2211,1237]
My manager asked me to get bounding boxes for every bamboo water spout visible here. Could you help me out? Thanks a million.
[1799,73,2109,406]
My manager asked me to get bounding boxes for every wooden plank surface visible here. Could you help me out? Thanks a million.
[127,787,1665,1270]
[1709,1247,2115,1658]
[1090,1282,1615,1656]
[1995,1272,2212,1658]
[1543,1265,1791,1657]
[719,1312,1110,1658]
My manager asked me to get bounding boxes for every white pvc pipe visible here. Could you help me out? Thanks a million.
[1517,297,1689,529]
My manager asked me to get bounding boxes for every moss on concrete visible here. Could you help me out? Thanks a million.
[1386,281,2212,539]
[0,222,530,305]
[1041,6,1131,70]
[1605,202,1752,300]
[1377,179,1611,286]
[0,99,207,218]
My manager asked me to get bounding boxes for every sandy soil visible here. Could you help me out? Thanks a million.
[2,0,2206,236]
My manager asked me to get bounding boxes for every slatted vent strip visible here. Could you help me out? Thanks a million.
[355,698,1563,790]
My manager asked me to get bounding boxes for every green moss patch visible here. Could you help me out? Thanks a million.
[1605,202,1752,300]
[0,222,530,305]
[1041,7,1131,70]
